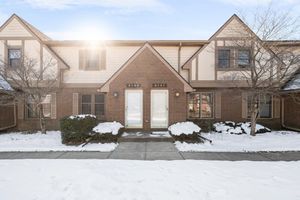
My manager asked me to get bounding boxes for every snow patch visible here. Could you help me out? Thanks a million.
[0,160,300,200]
[93,121,124,135]
[175,131,300,152]
[213,121,270,135]
[168,122,201,135]
[0,131,117,152]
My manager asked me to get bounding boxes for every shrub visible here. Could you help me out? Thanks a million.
[170,132,202,143]
[90,121,124,143]
[60,115,98,145]
[168,122,203,143]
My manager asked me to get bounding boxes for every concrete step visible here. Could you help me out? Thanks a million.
[118,132,174,142]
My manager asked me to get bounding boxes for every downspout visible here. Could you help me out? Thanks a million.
[281,97,300,132]
[178,42,182,73]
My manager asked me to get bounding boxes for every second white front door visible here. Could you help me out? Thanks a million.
[125,90,143,128]
[151,90,169,128]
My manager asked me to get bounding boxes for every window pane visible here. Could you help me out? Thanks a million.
[238,50,250,67]
[27,104,38,118]
[8,49,21,68]
[95,104,104,116]
[82,95,91,103]
[43,104,51,117]
[86,50,99,70]
[82,104,91,114]
[218,49,230,68]
[188,94,200,118]
[201,93,213,118]
[95,94,104,103]
[260,94,272,118]
[8,49,21,59]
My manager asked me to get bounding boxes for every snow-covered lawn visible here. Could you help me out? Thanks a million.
[0,160,299,200]
[0,131,117,152]
[176,131,300,152]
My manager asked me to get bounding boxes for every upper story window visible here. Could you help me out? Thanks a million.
[8,48,21,68]
[188,92,214,119]
[86,50,100,70]
[238,49,251,68]
[218,49,230,68]
[79,49,106,71]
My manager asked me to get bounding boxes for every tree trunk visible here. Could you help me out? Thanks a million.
[39,105,46,134]
[250,94,259,136]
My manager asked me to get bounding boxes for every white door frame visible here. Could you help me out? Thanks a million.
[125,89,143,128]
[151,89,169,128]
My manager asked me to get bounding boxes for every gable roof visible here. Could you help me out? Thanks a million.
[99,42,193,92]
[0,14,70,69]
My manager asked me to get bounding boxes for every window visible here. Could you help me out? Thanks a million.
[218,49,230,68]
[81,95,92,114]
[247,94,272,118]
[188,93,214,118]
[80,94,105,116]
[238,49,250,68]
[86,50,100,70]
[95,94,105,116]
[259,94,272,118]
[27,95,51,118]
[8,48,21,68]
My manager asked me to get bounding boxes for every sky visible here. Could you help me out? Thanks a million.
[0,0,300,40]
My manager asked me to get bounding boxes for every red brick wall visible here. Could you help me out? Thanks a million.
[284,94,300,130]
[107,47,187,130]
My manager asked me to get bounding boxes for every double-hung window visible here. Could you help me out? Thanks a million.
[81,94,105,117]
[238,49,251,68]
[188,93,214,118]
[8,48,21,68]
[247,94,272,118]
[218,49,230,68]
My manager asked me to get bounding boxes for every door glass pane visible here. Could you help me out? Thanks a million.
[126,91,142,127]
[151,91,168,128]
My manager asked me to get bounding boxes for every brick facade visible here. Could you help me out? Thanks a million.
[283,94,300,130]
[106,47,187,130]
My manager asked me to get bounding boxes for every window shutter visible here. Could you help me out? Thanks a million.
[72,93,79,115]
[273,96,281,118]
[100,49,106,70]
[50,93,57,119]
[242,92,248,119]
[17,99,24,119]
[79,49,86,70]
[215,91,222,119]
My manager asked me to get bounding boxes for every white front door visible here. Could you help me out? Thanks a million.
[151,90,169,128]
[125,90,143,128]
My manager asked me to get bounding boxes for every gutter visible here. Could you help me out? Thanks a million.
[281,98,300,132]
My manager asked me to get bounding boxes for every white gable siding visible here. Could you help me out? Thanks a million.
[153,46,179,70]
[216,18,249,38]
[180,47,199,66]
[0,18,32,37]
[0,41,4,61]
[53,46,139,83]
[43,46,58,78]
[24,40,41,69]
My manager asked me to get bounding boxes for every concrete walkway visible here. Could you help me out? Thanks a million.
[1,142,300,161]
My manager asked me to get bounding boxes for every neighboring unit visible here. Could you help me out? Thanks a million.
[0,14,299,131]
